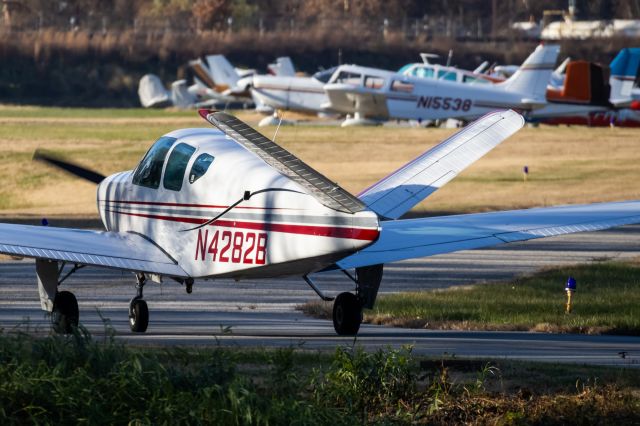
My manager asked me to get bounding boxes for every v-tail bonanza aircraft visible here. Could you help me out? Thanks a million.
[4,109,640,336]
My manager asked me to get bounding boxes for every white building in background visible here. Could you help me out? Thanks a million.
[541,19,640,39]
[513,18,640,40]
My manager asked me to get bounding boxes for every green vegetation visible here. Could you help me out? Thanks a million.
[1,328,639,425]
[302,259,640,334]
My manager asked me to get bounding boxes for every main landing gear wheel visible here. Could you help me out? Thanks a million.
[129,298,149,332]
[333,292,363,336]
[51,290,79,334]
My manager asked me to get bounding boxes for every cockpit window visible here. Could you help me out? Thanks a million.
[401,66,434,79]
[189,153,215,184]
[312,66,337,83]
[334,71,361,85]
[364,75,385,89]
[391,80,414,93]
[132,136,175,189]
[437,70,457,81]
[163,143,196,191]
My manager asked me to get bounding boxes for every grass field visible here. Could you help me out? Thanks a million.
[1,329,639,425]
[301,259,640,334]
[0,105,639,217]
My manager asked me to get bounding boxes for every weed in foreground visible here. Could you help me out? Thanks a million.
[1,329,639,425]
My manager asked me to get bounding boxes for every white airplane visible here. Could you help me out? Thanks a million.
[4,109,640,336]
[188,55,255,104]
[251,67,337,118]
[138,54,256,109]
[323,44,560,126]
[190,55,299,112]
[250,54,504,124]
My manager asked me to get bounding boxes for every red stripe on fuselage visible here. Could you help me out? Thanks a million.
[107,210,380,241]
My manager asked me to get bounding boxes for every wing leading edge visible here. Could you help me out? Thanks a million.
[336,200,640,269]
[0,223,188,277]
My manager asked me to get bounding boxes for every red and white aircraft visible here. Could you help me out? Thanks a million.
[3,109,640,335]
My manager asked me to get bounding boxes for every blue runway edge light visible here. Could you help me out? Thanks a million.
[565,276,577,291]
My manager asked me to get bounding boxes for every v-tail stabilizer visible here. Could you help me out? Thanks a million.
[358,110,524,219]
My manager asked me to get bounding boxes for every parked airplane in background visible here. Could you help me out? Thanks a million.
[251,67,337,119]
[5,109,640,336]
[530,48,640,127]
[398,52,503,85]
[323,44,560,126]
[187,54,255,105]
[139,54,297,109]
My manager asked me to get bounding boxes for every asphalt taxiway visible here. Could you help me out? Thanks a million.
[1,225,640,366]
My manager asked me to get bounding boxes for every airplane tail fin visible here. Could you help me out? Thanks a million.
[546,61,610,106]
[358,110,524,219]
[205,55,239,88]
[609,48,640,107]
[188,58,219,91]
[138,74,171,108]
[268,57,296,77]
[497,44,560,106]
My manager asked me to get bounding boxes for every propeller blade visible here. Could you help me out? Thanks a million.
[33,150,106,184]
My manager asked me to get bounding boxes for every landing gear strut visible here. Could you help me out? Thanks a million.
[129,273,149,332]
[303,264,384,336]
[36,260,83,334]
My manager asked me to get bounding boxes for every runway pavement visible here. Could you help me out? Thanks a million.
[1,225,640,366]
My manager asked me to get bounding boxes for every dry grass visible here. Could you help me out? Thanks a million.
[0,106,639,218]
[273,124,640,215]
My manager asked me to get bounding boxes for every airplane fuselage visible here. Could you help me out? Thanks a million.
[323,65,532,122]
[251,75,330,113]
[97,128,380,279]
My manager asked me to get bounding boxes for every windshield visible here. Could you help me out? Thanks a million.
[163,143,196,191]
[132,136,176,189]
[312,66,337,83]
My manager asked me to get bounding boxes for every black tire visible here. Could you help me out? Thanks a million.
[332,292,362,335]
[129,298,149,333]
[51,291,79,334]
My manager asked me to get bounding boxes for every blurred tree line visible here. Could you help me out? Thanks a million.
[1,0,636,106]
[3,0,640,33]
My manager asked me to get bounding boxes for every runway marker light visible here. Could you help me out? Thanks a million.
[565,276,576,313]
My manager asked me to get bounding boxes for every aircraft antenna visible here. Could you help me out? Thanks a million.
[272,111,284,142]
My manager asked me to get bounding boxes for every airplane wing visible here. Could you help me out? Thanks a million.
[0,223,188,277]
[323,83,391,118]
[336,200,640,269]
[358,110,524,219]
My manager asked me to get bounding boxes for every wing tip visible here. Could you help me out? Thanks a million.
[197,108,219,122]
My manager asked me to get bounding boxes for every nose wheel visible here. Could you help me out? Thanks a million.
[332,292,363,335]
[129,273,149,332]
